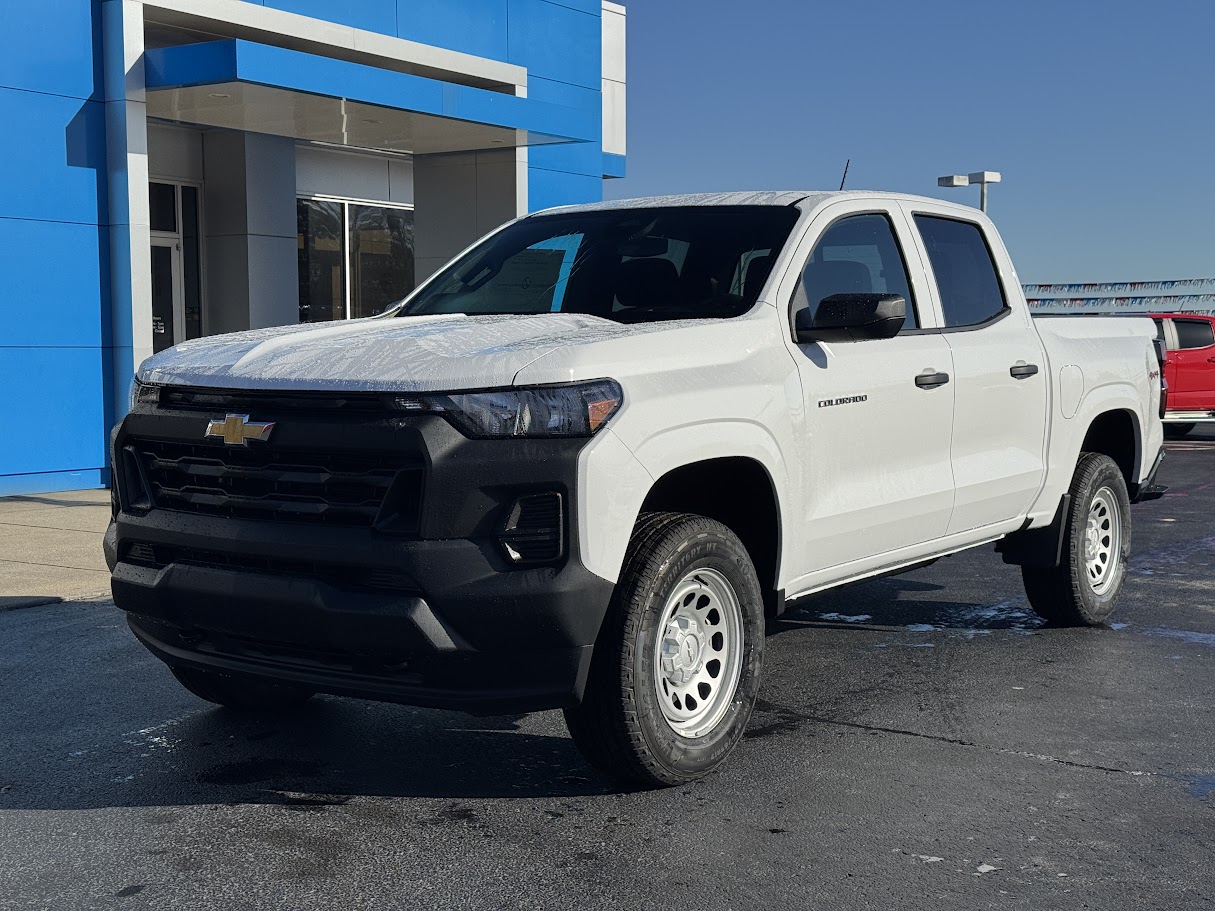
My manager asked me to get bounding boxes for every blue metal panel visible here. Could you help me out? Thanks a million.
[0,218,106,348]
[396,0,509,60]
[508,0,601,90]
[0,89,107,225]
[0,348,107,477]
[526,75,600,111]
[525,76,601,177]
[144,40,597,144]
[539,0,601,14]
[0,0,102,101]
[0,469,106,497]
[528,167,602,212]
[530,143,605,178]
[602,153,626,178]
[262,0,397,35]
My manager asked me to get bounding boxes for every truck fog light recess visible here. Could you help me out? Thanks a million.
[390,380,622,439]
[499,493,565,563]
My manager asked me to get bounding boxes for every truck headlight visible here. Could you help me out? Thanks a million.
[129,380,160,411]
[393,380,623,439]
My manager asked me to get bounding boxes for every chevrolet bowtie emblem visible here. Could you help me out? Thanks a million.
[204,414,276,446]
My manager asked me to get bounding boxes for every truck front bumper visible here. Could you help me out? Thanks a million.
[107,518,612,714]
[106,391,616,714]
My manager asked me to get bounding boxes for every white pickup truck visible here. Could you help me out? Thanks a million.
[106,191,1166,787]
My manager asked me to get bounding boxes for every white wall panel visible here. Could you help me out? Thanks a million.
[601,2,626,157]
[602,79,626,156]
[602,2,626,83]
[296,144,413,205]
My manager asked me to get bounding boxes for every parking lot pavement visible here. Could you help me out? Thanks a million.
[0,489,112,610]
[2,430,1213,910]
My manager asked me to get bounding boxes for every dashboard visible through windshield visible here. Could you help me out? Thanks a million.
[394,206,800,324]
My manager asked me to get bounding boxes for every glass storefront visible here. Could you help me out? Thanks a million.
[297,197,415,323]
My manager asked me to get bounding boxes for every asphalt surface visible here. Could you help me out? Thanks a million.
[3,431,1214,910]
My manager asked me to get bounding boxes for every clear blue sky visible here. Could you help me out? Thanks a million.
[605,0,1215,283]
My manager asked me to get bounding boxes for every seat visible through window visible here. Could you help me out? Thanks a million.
[791,213,918,330]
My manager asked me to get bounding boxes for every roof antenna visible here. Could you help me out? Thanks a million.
[838,158,851,191]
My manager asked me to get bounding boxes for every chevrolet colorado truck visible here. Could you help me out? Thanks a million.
[106,191,1167,787]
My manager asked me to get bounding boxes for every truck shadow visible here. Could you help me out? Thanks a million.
[773,574,1045,632]
[1,696,631,812]
[2,570,1054,814]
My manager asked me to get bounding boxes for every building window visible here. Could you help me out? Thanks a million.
[297,197,415,323]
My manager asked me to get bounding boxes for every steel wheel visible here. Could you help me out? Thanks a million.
[652,567,744,739]
[1084,486,1122,595]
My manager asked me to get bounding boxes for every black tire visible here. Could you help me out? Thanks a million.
[564,512,765,788]
[1164,423,1195,439]
[170,665,315,713]
[1021,453,1132,626]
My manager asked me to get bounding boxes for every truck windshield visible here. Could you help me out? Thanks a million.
[394,206,800,323]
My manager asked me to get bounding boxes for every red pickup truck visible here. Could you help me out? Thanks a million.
[1151,313,1215,436]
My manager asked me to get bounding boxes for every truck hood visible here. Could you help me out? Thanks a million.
[137,313,671,392]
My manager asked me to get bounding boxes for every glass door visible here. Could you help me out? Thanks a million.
[150,238,183,354]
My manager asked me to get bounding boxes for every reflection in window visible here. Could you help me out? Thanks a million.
[350,204,415,318]
[149,182,177,233]
[297,199,346,322]
[795,214,919,329]
[297,199,416,322]
[181,185,202,340]
[1174,318,1215,350]
[914,215,1007,328]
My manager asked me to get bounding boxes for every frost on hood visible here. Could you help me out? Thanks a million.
[137,312,727,393]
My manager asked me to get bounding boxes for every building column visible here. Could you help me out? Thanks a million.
[413,147,527,281]
[101,0,151,420]
[202,132,299,333]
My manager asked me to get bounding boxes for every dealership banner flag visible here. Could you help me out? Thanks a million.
[1023,278,1215,295]
[1026,294,1215,310]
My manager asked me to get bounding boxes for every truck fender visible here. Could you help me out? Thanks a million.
[577,421,792,589]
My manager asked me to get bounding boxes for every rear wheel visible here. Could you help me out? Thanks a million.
[170,666,315,713]
[564,512,764,787]
[1164,423,1195,438]
[1022,453,1131,626]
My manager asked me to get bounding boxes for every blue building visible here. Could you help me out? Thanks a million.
[0,0,627,496]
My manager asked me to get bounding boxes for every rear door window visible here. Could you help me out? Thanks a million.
[913,215,1007,328]
[1173,318,1215,350]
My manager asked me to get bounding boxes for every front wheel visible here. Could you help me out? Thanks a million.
[1022,452,1132,626]
[564,512,765,787]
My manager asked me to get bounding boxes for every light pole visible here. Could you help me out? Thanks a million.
[937,170,1002,213]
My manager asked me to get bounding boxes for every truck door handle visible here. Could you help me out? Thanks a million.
[1009,363,1039,379]
[915,371,950,389]
[1206,357,1215,364]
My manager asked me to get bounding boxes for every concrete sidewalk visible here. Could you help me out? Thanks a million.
[0,489,112,609]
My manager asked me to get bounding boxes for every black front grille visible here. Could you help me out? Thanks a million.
[129,438,422,528]
[156,386,389,415]
[122,542,419,594]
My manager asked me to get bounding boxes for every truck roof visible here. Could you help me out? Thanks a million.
[538,190,949,214]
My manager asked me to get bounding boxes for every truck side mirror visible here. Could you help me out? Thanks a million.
[795,293,906,343]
